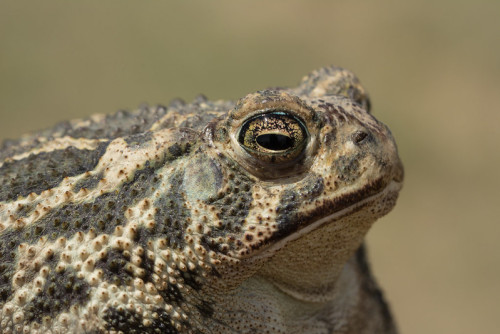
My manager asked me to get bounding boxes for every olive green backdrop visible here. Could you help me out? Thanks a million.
[1,1,499,333]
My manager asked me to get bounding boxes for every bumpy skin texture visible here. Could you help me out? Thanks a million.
[0,66,403,334]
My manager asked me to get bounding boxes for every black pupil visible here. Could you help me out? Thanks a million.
[256,134,293,151]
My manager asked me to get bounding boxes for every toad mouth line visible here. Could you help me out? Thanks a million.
[249,179,402,260]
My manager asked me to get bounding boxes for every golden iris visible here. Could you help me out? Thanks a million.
[238,111,308,162]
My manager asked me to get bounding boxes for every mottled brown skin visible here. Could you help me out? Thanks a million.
[0,66,403,333]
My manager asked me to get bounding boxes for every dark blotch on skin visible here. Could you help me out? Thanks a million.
[132,227,158,283]
[24,267,90,323]
[0,141,109,202]
[168,143,183,157]
[277,175,324,217]
[273,175,324,241]
[203,158,253,254]
[103,307,179,334]
[154,171,189,251]
[95,248,134,286]
[124,131,153,147]
[157,282,184,305]
[0,225,62,303]
[196,300,214,318]
[97,226,187,305]
[96,233,156,287]
[336,153,363,183]
[165,142,192,162]
[72,171,104,193]
[179,267,202,291]
[0,229,20,302]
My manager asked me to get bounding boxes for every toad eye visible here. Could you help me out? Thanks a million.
[237,111,308,163]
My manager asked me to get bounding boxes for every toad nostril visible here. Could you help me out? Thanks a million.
[353,131,368,144]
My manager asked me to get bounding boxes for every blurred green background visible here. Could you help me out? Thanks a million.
[1,1,499,333]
